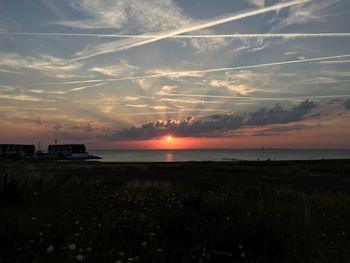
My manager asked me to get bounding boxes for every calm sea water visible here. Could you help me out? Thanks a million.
[89,149,350,162]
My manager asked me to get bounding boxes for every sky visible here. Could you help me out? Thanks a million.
[0,0,350,149]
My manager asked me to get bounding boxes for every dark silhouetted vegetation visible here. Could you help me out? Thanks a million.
[0,160,350,262]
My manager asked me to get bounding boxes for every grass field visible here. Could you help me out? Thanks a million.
[1,160,350,263]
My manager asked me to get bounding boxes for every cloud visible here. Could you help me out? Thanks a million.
[209,80,253,95]
[56,132,96,141]
[37,53,350,86]
[89,61,139,77]
[158,93,350,103]
[247,100,316,126]
[0,68,23,74]
[0,94,53,102]
[105,100,317,140]
[63,82,107,93]
[28,82,107,95]
[126,104,149,108]
[151,106,171,110]
[0,85,16,91]
[107,114,243,140]
[54,0,189,30]
[2,32,350,39]
[319,60,350,65]
[72,124,81,130]
[34,117,48,126]
[53,0,128,29]
[53,0,226,55]
[274,0,339,28]
[85,121,96,132]
[248,0,265,8]
[285,51,297,56]
[253,123,321,136]
[53,123,64,130]
[0,52,82,78]
[42,0,66,19]
[345,99,350,110]
[72,0,311,60]
[160,98,221,105]
[118,110,223,116]
[157,85,178,95]
[123,96,140,101]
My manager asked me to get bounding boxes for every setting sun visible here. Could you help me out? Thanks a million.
[166,136,173,142]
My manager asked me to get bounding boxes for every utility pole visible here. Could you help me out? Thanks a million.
[262,146,265,161]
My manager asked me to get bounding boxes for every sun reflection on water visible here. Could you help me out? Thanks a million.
[166,152,173,162]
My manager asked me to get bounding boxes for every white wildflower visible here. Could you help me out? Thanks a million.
[76,254,84,261]
[46,246,54,253]
[69,244,76,250]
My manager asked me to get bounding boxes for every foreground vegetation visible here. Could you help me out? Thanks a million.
[1,160,350,263]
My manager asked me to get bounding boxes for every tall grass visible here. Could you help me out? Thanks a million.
[0,160,350,262]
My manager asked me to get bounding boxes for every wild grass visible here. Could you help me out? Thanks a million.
[0,160,350,262]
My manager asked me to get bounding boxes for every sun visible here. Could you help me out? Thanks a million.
[166,136,173,142]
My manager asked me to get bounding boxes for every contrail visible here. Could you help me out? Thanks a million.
[71,0,312,61]
[1,32,350,39]
[157,93,350,101]
[64,82,106,93]
[319,59,350,64]
[35,73,172,85]
[30,82,106,94]
[179,54,350,75]
[35,53,350,86]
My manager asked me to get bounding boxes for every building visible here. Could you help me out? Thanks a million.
[47,144,99,160]
[48,144,86,157]
[0,144,35,159]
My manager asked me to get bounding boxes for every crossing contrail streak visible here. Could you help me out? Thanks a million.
[156,93,350,101]
[1,32,350,39]
[29,82,106,94]
[70,0,312,61]
[35,53,350,86]
[178,54,350,75]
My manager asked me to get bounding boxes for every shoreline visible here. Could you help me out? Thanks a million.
[1,158,350,164]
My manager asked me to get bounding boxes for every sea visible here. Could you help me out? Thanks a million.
[89,149,350,162]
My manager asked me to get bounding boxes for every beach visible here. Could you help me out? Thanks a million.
[1,159,350,262]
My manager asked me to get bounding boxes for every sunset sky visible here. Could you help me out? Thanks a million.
[0,0,350,149]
